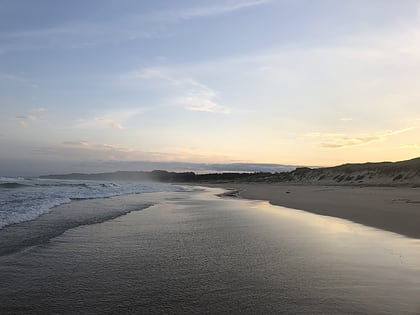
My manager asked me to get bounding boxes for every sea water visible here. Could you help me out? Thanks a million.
[1,187,420,314]
[0,176,184,229]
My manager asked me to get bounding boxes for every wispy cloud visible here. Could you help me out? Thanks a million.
[177,95,229,113]
[0,0,273,52]
[0,73,38,87]
[175,84,230,114]
[95,117,125,129]
[15,115,37,120]
[119,17,420,119]
[0,73,27,82]
[401,144,420,149]
[62,140,138,153]
[307,127,416,149]
[124,67,230,114]
[306,132,345,138]
[75,108,143,130]
[13,108,46,127]
[15,115,37,127]
[158,0,273,20]
[0,13,151,52]
[75,117,124,130]
[63,140,90,146]
[319,137,379,148]
[60,140,230,162]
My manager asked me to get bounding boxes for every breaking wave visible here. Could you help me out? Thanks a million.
[0,178,186,229]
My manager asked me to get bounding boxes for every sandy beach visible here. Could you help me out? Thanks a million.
[2,187,420,314]
[208,183,420,239]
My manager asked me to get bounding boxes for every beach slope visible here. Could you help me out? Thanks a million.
[211,183,420,239]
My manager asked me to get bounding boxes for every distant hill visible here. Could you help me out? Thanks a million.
[40,157,420,186]
[40,170,256,182]
[41,171,153,181]
[248,157,420,186]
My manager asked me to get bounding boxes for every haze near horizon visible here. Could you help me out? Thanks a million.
[2,0,420,175]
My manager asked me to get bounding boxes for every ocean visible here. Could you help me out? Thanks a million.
[1,183,420,313]
[0,176,185,229]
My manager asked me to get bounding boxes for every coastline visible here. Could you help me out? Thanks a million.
[2,186,420,314]
[0,194,154,257]
[206,183,420,239]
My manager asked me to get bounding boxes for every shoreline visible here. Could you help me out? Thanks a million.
[205,183,420,239]
[0,195,153,257]
[3,186,420,313]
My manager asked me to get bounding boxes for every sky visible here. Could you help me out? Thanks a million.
[1,0,420,175]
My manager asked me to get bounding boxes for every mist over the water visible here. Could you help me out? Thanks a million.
[0,159,297,177]
[0,177,184,229]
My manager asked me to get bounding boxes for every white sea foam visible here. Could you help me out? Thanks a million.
[0,178,186,229]
[0,176,25,182]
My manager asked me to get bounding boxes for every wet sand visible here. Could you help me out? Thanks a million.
[0,194,153,256]
[1,187,420,314]
[208,183,420,239]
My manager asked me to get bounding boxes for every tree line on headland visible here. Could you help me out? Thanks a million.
[40,157,420,186]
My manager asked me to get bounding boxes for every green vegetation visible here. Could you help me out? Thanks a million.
[41,157,420,186]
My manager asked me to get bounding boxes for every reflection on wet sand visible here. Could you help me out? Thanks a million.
[1,187,420,314]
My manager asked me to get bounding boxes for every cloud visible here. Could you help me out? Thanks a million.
[123,67,230,114]
[0,15,149,52]
[119,18,420,118]
[0,72,38,87]
[75,117,125,130]
[113,123,124,129]
[178,96,229,113]
[63,140,134,152]
[63,140,90,146]
[13,108,47,127]
[95,117,125,129]
[159,0,273,20]
[401,144,420,149]
[381,127,416,137]
[308,127,416,149]
[0,73,27,82]
[0,0,273,52]
[306,132,345,138]
[74,108,144,130]
[15,115,37,127]
[59,140,229,162]
[15,115,37,120]
[174,83,230,113]
[63,141,132,151]
[319,136,379,148]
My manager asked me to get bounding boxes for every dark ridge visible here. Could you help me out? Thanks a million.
[40,171,153,181]
[39,157,420,186]
[0,183,28,189]
[40,170,256,182]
